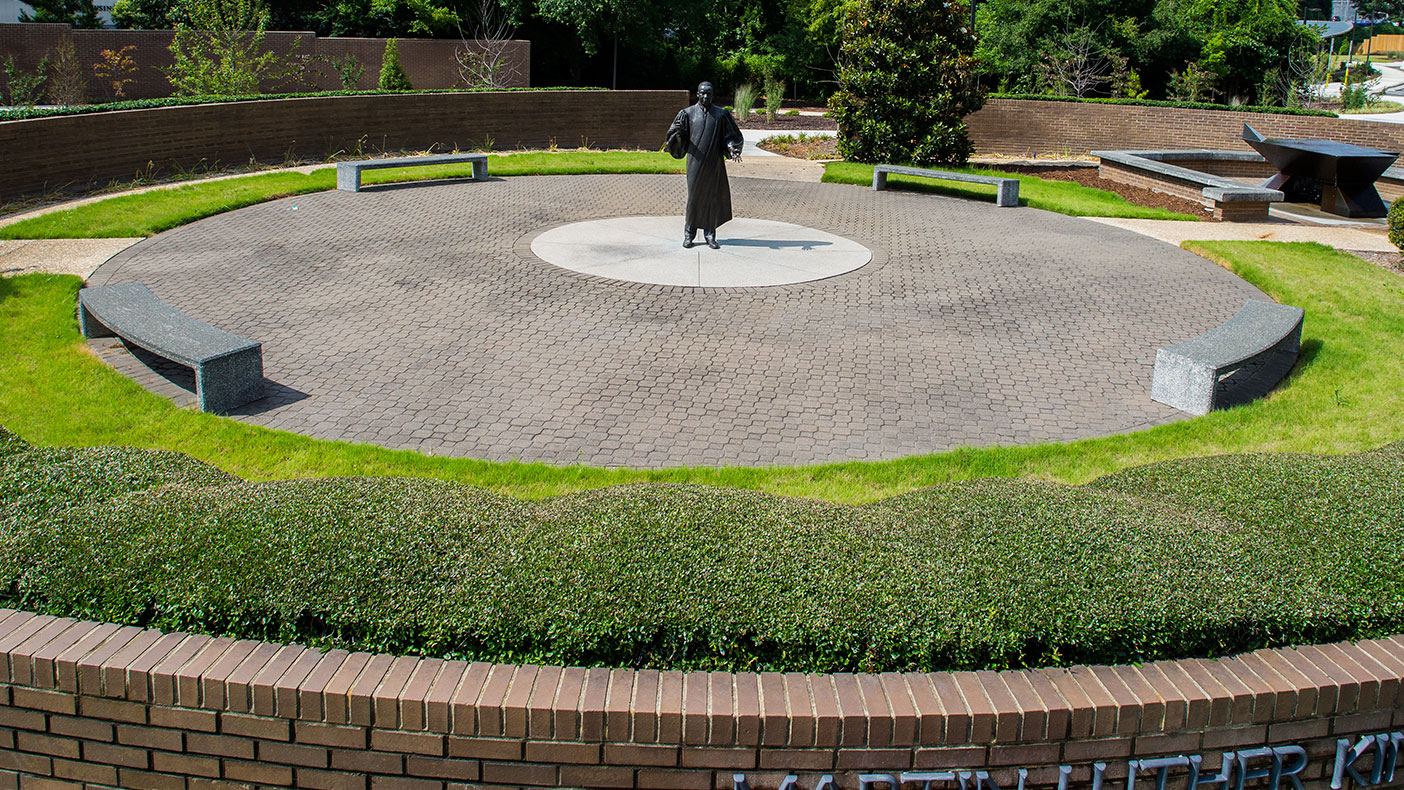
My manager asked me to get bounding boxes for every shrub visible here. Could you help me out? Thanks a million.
[829,0,985,166]
[331,55,365,90]
[732,82,757,120]
[1388,198,1404,253]
[4,433,1403,673]
[379,39,413,92]
[2,55,48,108]
[93,46,138,100]
[46,35,88,107]
[764,73,784,122]
[165,0,297,97]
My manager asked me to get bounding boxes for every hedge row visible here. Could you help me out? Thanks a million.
[990,93,1338,117]
[2,425,1401,672]
[0,86,604,122]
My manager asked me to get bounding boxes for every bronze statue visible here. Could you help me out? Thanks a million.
[665,81,744,249]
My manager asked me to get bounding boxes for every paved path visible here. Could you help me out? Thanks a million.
[89,174,1265,467]
[0,239,142,278]
[1087,217,1395,251]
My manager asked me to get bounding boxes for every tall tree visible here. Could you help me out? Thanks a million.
[20,0,102,27]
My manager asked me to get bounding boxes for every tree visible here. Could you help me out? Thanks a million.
[165,0,298,96]
[456,0,520,88]
[19,0,101,27]
[317,0,462,37]
[379,38,414,90]
[829,0,985,166]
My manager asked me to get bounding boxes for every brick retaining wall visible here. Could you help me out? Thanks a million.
[0,90,688,201]
[0,23,529,101]
[968,99,1404,158]
[1,609,1401,790]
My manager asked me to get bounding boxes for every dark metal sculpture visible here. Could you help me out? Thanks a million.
[666,82,744,249]
[1243,124,1398,218]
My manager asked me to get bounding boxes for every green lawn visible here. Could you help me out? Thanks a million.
[3,241,1401,503]
[1,151,1195,241]
[823,161,1201,220]
[0,151,685,240]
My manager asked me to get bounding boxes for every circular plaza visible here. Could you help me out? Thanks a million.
[88,172,1266,467]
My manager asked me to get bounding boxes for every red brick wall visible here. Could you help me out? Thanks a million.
[969,99,1404,157]
[0,22,529,102]
[0,90,688,200]
[0,610,1401,790]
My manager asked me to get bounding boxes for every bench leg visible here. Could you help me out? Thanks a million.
[195,347,265,413]
[77,301,114,339]
[996,181,1019,207]
[1150,350,1217,416]
[872,170,888,191]
[336,166,362,193]
[472,160,489,181]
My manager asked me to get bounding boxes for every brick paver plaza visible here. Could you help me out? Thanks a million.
[89,174,1267,467]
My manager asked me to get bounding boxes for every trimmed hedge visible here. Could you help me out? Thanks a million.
[2,425,1401,672]
[0,86,605,122]
[990,93,1338,118]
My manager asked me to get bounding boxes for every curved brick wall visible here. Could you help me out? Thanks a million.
[969,98,1404,158]
[1,609,1401,790]
[0,90,688,201]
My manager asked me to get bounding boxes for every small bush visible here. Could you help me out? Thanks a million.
[379,39,413,92]
[1388,198,1404,252]
[331,55,364,90]
[3,434,1403,672]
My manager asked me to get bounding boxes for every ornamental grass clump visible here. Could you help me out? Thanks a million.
[828,0,985,166]
[2,428,1402,673]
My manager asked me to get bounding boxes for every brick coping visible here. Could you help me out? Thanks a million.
[3,607,1403,744]
[1,607,1402,789]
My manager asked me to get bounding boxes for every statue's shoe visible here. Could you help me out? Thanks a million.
[705,236,720,249]
[683,237,695,249]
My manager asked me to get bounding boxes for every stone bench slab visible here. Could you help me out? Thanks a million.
[1151,299,1304,416]
[1092,150,1284,204]
[872,164,1020,207]
[337,153,489,192]
[79,282,263,413]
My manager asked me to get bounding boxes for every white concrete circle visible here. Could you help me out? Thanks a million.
[530,216,873,287]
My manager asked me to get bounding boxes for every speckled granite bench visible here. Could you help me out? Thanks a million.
[1151,299,1304,416]
[1092,150,1284,221]
[872,165,1020,207]
[78,282,264,413]
[336,152,489,192]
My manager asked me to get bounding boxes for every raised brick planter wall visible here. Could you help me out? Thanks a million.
[1,609,1401,790]
[968,99,1404,158]
[0,23,529,100]
[0,90,688,201]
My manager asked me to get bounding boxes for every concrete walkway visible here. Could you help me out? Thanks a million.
[0,238,142,278]
[1086,217,1395,251]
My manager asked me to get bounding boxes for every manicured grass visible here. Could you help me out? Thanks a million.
[3,240,1403,503]
[822,161,1200,220]
[0,151,683,240]
[4,425,1402,672]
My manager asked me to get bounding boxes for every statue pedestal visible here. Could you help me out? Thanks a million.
[529,216,873,288]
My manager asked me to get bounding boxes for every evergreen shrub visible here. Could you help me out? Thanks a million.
[379,38,413,92]
[828,0,985,166]
[3,425,1403,673]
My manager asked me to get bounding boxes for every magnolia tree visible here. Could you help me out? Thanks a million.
[828,0,985,167]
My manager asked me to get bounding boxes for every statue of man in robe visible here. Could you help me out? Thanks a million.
[665,81,744,249]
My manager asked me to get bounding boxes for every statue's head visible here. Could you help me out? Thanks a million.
[697,82,714,107]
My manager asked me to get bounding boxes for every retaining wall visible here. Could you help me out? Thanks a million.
[0,22,529,101]
[968,99,1404,158]
[1,609,1401,790]
[0,89,688,201]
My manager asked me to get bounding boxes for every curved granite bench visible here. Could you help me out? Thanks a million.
[78,282,264,413]
[872,165,1020,207]
[1151,299,1304,416]
[1092,150,1284,221]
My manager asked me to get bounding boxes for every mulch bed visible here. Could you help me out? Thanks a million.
[737,114,838,131]
[758,136,841,160]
